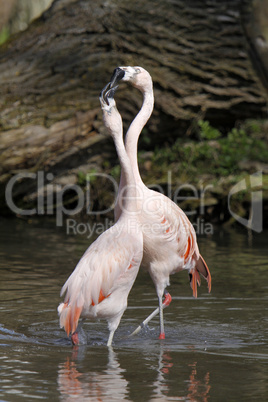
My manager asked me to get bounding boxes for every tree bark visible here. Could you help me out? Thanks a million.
[0,0,53,34]
[0,0,267,214]
[241,0,268,90]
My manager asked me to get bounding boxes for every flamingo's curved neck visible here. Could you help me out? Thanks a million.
[112,124,137,216]
[114,83,154,221]
[125,86,154,185]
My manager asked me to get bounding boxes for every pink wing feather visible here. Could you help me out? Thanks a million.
[58,228,141,336]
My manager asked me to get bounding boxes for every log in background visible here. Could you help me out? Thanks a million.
[0,0,267,214]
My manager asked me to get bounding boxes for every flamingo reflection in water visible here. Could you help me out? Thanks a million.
[152,348,211,401]
[57,347,128,401]
[57,347,211,401]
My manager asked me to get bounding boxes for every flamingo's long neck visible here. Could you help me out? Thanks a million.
[112,122,137,216]
[114,82,154,221]
[125,87,154,185]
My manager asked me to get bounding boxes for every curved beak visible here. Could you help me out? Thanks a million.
[100,82,119,106]
[110,67,125,88]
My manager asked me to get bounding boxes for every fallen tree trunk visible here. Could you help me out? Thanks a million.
[0,0,267,217]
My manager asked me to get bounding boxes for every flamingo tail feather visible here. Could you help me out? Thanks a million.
[58,302,82,336]
[190,254,211,298]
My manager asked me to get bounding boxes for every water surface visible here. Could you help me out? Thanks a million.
[0,218,267,401]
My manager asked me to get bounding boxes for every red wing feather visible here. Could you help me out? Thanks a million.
[196,254,211,293]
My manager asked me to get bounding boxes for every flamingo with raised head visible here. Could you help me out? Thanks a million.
[109,66,211,339]
[57,84,143,346]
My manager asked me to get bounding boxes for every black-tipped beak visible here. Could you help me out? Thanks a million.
[110,67,125,88]
[100,82,119,106]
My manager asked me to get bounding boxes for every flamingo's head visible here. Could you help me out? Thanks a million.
[110,66,153,92]
[99,83,122,139]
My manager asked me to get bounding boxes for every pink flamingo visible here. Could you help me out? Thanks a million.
[57,84,143,346]
[110,66,211,339]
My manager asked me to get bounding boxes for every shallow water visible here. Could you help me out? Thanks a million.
[0,218,267,401]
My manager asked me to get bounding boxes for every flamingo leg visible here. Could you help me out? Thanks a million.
[129,306,160,337]
[159,290,172,339]
[107,330,115,347]
[158,295,165,339]
[129,291,172,338]
[70,319,86,345]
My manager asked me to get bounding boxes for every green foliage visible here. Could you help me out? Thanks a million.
[110,164,120,179]
[77,169,98,185]
[152,120,268,179]
[198,120,221,140]
[139,128,151,146]
[77,171,87,185]
[242,119,262,135]
[0,27,9,46]
[86,169,98,185]
[102,160,110,169]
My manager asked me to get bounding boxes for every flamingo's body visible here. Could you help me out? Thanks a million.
[58,84,143,346]
[110,66,211,338]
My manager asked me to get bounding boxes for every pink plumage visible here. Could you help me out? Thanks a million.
[58,84,143,346]
[110,66,211,338]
